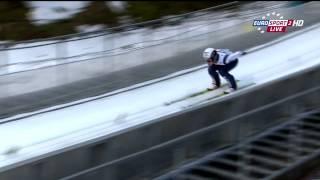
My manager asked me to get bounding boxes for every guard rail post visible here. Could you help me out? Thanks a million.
[0,45,8,74]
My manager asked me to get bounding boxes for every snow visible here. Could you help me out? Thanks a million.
[0,23,320,167]
[106,1,127,13]
[26,1,127,25]
[76,24,106,33]
[25,1,283,25]
[26,1,90,25]
[0,1,292,76]
[0,17,247,76]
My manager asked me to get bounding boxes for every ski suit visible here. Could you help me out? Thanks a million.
[207,49,243,90]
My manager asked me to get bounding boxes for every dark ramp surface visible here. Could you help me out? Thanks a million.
[0,2,319,120]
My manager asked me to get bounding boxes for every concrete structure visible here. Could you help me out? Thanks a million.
[0,61,319,180]
[1,2,320,119]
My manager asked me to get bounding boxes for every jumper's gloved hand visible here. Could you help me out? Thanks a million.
[241,51,248,55]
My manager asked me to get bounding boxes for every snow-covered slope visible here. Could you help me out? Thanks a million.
[0,21,320,167]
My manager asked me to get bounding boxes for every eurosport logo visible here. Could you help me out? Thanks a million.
[253,12,304,33]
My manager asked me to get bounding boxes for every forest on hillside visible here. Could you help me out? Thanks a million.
[0,1,240,41]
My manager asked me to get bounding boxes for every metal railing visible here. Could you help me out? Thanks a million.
[59,63,320,180]
[156,109,320,180]
[0,1,239,47]
[0,1,291,75]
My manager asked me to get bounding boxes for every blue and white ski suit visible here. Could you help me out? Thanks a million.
[208,49,243,90]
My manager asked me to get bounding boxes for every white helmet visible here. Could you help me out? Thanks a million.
[202,48,215,60]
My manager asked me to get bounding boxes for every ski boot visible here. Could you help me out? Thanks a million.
[207,83,219,91]
[224,88,236,94]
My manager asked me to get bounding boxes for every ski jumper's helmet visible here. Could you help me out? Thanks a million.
[202,48,215,61]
